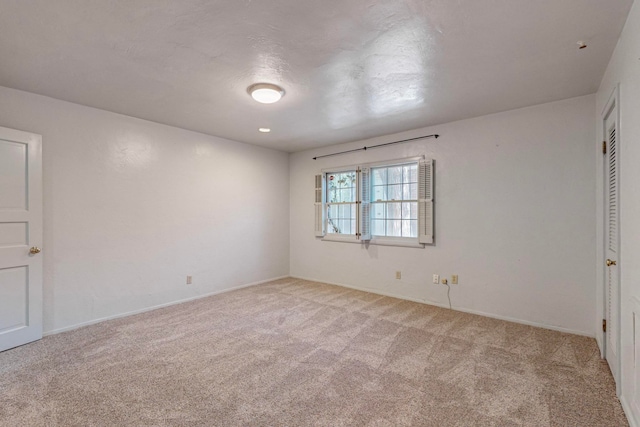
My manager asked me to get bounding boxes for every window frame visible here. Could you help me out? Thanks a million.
[322,165,358,240]
[320,156,426,248]
[369,160,419,243]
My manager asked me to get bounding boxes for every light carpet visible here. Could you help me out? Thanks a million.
[0,278,628,426]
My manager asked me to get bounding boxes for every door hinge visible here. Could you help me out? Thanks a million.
[602,318,607,332]
[602,140,607,155]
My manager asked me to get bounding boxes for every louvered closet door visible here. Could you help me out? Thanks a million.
[604,110,620,384]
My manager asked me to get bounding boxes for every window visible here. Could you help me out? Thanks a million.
[315,157,433,246]
[371,163,418,238]
[326,170,357,235]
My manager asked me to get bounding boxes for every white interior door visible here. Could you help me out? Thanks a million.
[604,100,620,386]
[0,126,42,352]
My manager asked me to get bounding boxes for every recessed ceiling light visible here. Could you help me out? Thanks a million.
[258,127,271,133]
[248,83,285,104]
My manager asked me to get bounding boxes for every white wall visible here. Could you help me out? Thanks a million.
[0,86,290,334]
[290,94,596,335]
[596,0,640,424]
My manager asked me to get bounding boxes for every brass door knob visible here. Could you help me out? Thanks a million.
[29,247,41,255]
[606,259,616,267]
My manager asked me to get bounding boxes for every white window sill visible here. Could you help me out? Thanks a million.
[321,235,425,248]
[369,238,425,248]
[322,234,359,244]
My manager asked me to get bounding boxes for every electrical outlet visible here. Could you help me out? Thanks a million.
[186,275,192,285]
[395,271,401,280]
[433,274,439,284]
[452,274,458,285]
[442,278,448,285]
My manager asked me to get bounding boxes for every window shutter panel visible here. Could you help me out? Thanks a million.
[358,167,371,241]
[418,159,434,244]
[314,174,325,237]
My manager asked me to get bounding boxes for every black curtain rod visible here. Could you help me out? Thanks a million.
[312,134,439,160]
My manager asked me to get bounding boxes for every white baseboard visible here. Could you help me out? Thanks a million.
[44,275,289,336]
[290,275,593,338]
[621,395,639,427]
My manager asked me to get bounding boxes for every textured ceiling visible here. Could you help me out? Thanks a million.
[0,0,633,152]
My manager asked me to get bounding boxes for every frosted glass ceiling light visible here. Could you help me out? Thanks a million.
[248,83,285,104]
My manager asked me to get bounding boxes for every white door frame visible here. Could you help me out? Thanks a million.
[600,85,621,396]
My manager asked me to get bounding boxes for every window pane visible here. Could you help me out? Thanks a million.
[403,220,417,237]
[324,203,357,235]
[402,183,417,200]
[388,184,402,200]
[372,202,385,219]
[338,172,354,188]
[401,202,411,219]
[327,171,356,203]
[388,166,402,184]
[372,219,385,236]
[404,164,417,183]
[410,202,417,219]
[328,187,337,203]
[372,168,387,186]
[328,204,339,219]
[386,220,401,236]
[387,202,401,219]
[327,216,339,233]
[373,185,386,201]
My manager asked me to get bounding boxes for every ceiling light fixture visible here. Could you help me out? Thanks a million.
[258,127,271,133]
[248,83,285,104]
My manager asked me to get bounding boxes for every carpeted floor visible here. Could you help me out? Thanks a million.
[0,278,628,426]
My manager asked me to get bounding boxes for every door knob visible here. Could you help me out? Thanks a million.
[29,247,41,255]
[606,259,616,267]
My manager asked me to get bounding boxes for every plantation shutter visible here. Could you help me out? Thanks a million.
[358,167,371,241]
[314,174,325,237]
[418,159,434,244]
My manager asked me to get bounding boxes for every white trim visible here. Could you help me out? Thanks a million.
[0,125,42,143]
[366,155,424,168]
[369,237,424,248]
[621,395,639,427]
[322,165,358,174]
[320,155,424,174]
[600,83,622,396]
[625,296,640,425]
[322,234,359,243]
[290,275,594,337]
[43,275,289,336]
[601,84,621,116]
[322,234,424,248]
